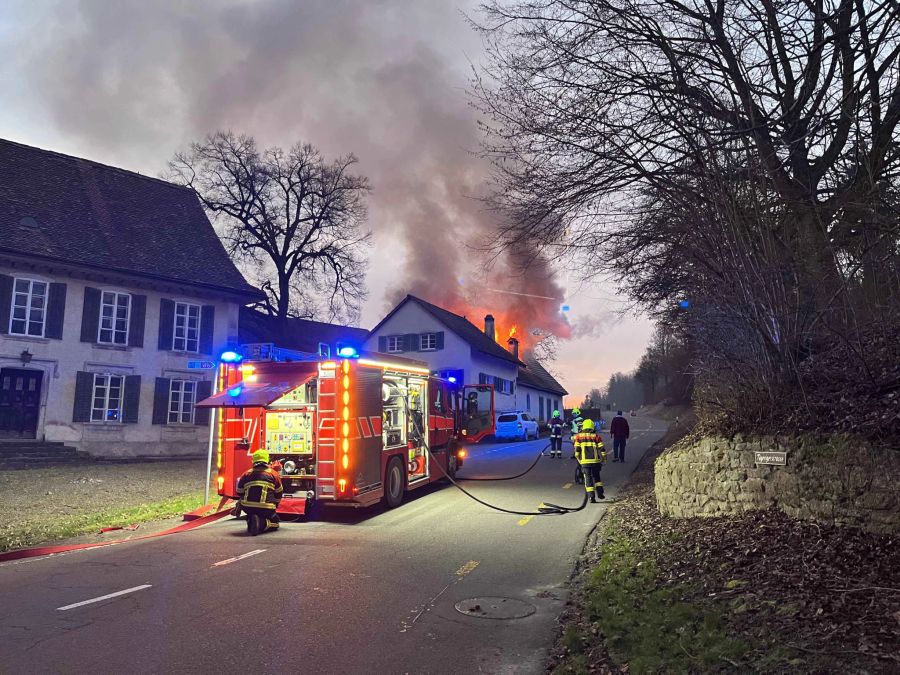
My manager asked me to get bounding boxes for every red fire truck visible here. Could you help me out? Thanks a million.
[197,348,495,516]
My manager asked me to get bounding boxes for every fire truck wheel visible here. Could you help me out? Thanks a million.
[384,457,406,509]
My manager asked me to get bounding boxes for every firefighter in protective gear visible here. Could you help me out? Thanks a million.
[236,449,283,535]
[569,407,583,460]
[573,419,606,502]
[569,408,583,436]
[549,410,564,458]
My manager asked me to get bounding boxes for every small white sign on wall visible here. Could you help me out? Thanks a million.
[754,451,787,466]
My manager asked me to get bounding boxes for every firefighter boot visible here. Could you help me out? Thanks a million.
[265,518,279,532]
[597,483,605,500]
[248,514,263,536]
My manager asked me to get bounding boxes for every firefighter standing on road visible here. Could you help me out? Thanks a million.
[568,407,583,462]
[549,410,564,458]
[236,449,283,536]
[573,419,606,502]
[569,407,583,437]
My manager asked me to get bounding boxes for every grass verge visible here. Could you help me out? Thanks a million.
[556,517,747,674]
[0,491,204,552]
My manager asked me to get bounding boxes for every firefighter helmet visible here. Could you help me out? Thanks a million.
[251,449,270,464]
[581,419,595,431]
[572,407,581,417]
[552,409,561,418]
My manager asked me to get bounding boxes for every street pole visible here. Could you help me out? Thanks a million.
[204,407,216,505]
[203,365,220,505]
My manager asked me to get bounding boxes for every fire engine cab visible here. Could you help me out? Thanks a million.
[197,345,495,516]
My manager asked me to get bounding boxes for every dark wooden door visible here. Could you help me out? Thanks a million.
[0,368,43,438]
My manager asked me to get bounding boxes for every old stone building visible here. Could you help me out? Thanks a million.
[0,139,261,458]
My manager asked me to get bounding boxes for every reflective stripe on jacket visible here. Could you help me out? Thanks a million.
[237,465,283,510]
[549,420,564,438]
[573,432,605,465]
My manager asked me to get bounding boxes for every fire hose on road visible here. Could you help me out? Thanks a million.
[409,407,589,515]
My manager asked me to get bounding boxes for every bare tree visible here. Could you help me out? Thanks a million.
[474,0,900,431]
[168,131,371,322]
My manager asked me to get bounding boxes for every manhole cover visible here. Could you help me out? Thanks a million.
[454,596,536,620]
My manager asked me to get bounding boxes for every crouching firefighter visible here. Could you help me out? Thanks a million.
[549,410,564,458]
[573,419,606,502]
[235,449,283,535]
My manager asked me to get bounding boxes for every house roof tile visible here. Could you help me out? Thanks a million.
[517,352,568,396]
[0,138,261,298]
[239,307,369,354]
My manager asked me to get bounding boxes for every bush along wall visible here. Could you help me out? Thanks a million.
[655,434,900,535]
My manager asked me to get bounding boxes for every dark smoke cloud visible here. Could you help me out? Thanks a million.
[7,0,569,335]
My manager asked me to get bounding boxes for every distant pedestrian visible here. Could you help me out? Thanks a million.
[549,410,564,458]
[572,419,606,502]
[610,410,630,462]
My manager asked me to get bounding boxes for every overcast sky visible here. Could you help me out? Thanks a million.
[0,0,653,405]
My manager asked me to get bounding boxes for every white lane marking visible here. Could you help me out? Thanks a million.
[57,584,152,611]
[212,549,266,567]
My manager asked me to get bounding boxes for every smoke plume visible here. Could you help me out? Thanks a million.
[5,0,570,339]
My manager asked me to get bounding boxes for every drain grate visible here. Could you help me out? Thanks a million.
[454,596,536,620]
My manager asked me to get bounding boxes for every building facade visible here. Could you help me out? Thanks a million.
[0,139,261,457]
[364,295,566,416]
[515,354,567,423]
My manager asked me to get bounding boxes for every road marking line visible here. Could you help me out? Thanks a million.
[562,482,573,489]
[57,584,152,611]
[213,549,266,567]
[517,515,534,526]
[455,560,480,577]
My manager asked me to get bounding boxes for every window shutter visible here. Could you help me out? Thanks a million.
[404,333,419,352]
[45,282,67,339]
[158,299,175,350]
[0,274,13,335]
[435,331,445,350]
[128,294,146,348]
[72,371,94,422]
[152,377,171,425]
[378,336,387,352]
[123,375,141,424]
[194,380,213,426]
[199,305,215,354]
[80,287,101,343]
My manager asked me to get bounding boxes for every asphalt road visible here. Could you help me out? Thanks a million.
[0,415,665,675]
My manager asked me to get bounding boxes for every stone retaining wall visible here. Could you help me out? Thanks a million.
[655,435,900,535]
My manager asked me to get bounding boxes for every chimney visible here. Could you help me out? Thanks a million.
[484,314,495,340]
[507,337,519,360]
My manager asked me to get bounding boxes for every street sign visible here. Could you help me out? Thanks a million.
[754,451,786,466]
[187,360,216,370]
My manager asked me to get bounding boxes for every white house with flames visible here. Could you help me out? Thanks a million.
[364,295,566,421]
